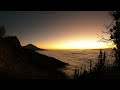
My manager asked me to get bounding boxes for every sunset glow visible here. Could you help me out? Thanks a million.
[38,41,111,50]
[61,41,108,49]
[0,11,112,50]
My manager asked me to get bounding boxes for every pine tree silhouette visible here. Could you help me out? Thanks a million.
[107,11,120,68]
[0,25,6,38]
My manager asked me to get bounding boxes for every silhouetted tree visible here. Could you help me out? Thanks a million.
[98,50,103,65]
[97,50,105,71]
[74,11,120,80]
[106,11,120,67]
[0,25,6,38]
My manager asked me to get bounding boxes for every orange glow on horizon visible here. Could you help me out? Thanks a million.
[37,40,113,50]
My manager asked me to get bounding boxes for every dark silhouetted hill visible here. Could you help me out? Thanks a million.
[0,36,68,79]
[23,44,44,51]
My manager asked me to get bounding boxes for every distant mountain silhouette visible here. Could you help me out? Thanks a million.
[23,44,44,51]
[0,36,68,79]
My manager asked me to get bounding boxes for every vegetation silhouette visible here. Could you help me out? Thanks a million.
[1,11,120,79]
[74,11,120,80]
[0,25,6,38]
[0,25,68,79]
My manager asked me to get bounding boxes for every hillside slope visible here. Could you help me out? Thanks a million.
[0,36,68,79]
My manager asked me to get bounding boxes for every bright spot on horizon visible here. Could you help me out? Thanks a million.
[37,41,111,50]
[62,41,108,49]
[0,11,113,50]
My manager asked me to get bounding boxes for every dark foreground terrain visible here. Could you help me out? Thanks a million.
[0,36,68,79]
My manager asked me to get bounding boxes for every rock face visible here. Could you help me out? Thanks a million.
[23,44,44,51]
[0,36,21,49]
[4,36,21,47]
[0,36,68,79]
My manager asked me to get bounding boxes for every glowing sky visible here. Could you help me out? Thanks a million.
[0,11,112,49]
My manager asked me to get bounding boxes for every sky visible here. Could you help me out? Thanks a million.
[0,11,112,49]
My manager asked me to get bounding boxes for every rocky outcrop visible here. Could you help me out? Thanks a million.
[4,36,21,49]
[0,36,68,79]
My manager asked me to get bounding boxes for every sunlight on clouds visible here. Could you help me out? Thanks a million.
[53,41,110,49]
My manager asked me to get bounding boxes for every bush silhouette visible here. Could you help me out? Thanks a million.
[0,25,6,38]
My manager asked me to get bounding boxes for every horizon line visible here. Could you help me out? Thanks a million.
[42,47,113,50]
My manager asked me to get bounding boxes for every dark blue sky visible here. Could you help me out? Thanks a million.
[0,11,112,49]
